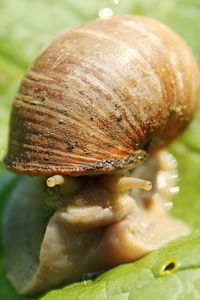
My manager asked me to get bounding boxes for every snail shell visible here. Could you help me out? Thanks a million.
[3,15,199,295]
[4,15,200,175]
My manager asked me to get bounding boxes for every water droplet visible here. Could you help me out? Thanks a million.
[170,186,179,194]
[164,201,174,210]
[110,0,120,5]
[98,8,113,20]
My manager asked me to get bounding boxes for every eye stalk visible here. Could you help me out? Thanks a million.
[46,175,65,187]
[101,176,152,192]
[46,175,81,195]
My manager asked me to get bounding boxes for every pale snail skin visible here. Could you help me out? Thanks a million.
[3,152,190,295]
[3,15,200,295]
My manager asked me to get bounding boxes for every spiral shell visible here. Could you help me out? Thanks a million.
[5,15,200,175]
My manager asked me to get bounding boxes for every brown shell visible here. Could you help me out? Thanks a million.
[5,15,200,175]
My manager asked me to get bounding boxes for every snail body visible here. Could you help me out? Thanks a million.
[3,15,200,295]
[5,15,200,175]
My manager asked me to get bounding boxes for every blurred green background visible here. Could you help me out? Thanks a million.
[1,0,200,299]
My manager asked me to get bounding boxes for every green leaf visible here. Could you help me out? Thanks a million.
[129,269,200,300]
[170,144,200,229]
[1,0,200,300]
[41,234,200,300]
[180,110,200,153]
[0,172,34,300]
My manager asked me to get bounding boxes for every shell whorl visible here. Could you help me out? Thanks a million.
[5,15,200,175]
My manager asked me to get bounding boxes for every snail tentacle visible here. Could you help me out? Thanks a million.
[46,175,65,187]
[101,175,152,192]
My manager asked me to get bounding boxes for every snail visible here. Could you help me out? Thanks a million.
[3,15,200,295]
